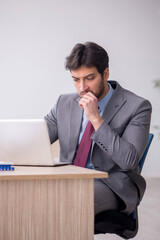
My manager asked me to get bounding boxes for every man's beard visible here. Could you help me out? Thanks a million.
[80,78,105,100]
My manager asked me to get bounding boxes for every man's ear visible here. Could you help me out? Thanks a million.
[103,68,109,81]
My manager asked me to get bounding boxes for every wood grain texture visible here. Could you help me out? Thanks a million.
[0,178,94,240]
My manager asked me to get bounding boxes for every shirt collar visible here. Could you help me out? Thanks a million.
[98,82,114,114]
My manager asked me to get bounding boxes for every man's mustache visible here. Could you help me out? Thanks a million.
[80,90,95,96]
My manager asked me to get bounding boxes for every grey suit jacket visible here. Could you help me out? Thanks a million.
[44,81,152,214]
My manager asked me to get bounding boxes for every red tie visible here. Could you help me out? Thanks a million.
[74,121,94,167]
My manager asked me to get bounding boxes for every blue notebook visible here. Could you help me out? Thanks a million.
[0,162,14,171]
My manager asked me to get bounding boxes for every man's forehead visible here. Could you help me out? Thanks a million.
[71,66,98,78]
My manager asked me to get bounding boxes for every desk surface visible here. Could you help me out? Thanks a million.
[0,165,108,180]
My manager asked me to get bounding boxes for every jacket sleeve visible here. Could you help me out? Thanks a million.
[44,95,62,144]
[91,99,152,170]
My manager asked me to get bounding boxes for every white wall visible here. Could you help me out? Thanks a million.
[0,0,160,177]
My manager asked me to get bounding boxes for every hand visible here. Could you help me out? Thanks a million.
[79,92,104,130]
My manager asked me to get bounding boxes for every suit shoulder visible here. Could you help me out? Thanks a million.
[121,86,152,108]
[56,93,79,109]
[59,93,79,100]
[110,81,151,104]
[111,81,152,112]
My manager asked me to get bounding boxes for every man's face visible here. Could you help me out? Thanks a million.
[71,66,109,101]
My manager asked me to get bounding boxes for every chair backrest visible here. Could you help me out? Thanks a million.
[139,133,154,171]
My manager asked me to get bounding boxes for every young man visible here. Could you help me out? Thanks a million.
[44,42,152,215]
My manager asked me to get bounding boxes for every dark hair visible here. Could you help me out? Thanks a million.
[65,42,109,75]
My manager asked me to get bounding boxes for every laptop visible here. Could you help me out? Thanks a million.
[0,119,71,166]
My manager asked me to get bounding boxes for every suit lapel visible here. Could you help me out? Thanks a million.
[102,92,126,124]
[68,95,83,161]
[102,81,126,124]
[91,82,126,151]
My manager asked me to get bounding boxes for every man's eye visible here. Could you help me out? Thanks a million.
[87,76,94,80]
[73,78,79,82]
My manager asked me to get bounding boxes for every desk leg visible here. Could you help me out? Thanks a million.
[0,178,94,240]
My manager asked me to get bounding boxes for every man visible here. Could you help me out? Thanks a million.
[44,42,152,216]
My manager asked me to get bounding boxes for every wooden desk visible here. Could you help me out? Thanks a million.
[0,165,108,240]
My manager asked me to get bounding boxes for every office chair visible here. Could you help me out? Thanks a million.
[94,133,154,239]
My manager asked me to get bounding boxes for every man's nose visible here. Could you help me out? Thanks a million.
[80,80,88,92]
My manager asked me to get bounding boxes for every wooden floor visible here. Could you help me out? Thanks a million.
[94,178,160,240]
